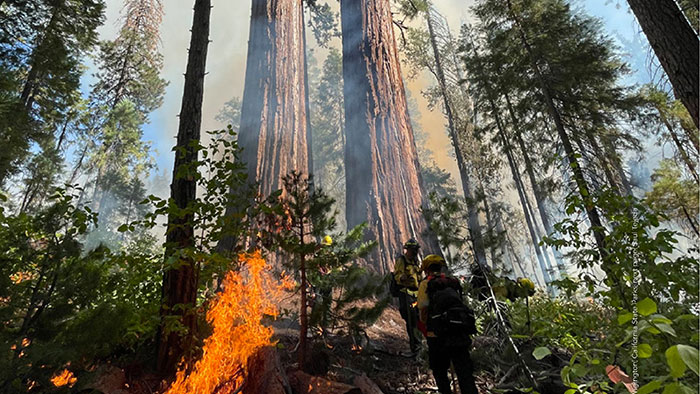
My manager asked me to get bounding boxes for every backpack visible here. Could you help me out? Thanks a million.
[388,273,402,297]
[427,275,477,338]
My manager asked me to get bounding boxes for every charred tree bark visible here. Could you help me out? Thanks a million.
[157,0,210,378]
[237,0,310,198]
[627,0,700,128]
[340,0,439,273]
[425,8,487,266]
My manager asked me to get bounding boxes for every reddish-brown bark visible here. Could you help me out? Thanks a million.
[340,0,440,274]
[237,0,310,198]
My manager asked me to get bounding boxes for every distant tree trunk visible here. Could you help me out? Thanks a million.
[506,0,608,262]
[505,230,537,286]
[340,0,439,273]
[237,0,310,198]
[602,137,633,195]
[486,93,552,288]
[627,0,699,128]
[659,111,699,183]
[425,8,487,266]
[302,8,313,183]
[157,0,210,378]
[582,126,623,194]
[504,93,566,276]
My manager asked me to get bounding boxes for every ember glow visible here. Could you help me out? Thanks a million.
[50,369,77,388]
[164,250,292,394]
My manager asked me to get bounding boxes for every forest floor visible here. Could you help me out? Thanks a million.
[84,303,568,394]
[272,303,501,394]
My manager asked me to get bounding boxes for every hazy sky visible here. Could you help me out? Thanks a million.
[96,0,648,195]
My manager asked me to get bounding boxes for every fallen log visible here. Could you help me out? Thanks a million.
[288,370,362,394]
[352,374,384,394]
[245,346,293,394]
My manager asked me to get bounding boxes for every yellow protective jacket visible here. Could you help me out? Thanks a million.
[393,255,420,296]
[417,277,434,337]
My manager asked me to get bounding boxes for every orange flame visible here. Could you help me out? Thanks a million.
[165,250,293,394]
[51,369,77,388]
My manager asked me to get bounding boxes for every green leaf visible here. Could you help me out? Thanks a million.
[571,363,587,377]
[637,297,657,316]
[638,343,652,358]
[618,312,633,325]
[637,381,662,394]
[117,224,129,232]
[663,383,680,394]
[564,390,576,394]
[674,314,697,323]
[560,365,572,386]
[676,345,699,376]
[533,346,551,360]
[678,384,696,394]
[650,314,673,325]
[655,323,677,337]
[666,345,687,378]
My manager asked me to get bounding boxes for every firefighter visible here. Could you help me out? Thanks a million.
[417,254,478,394]
[393,238,421,354]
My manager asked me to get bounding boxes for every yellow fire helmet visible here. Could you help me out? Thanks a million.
[321,235,333,246]
[517,277,535,291]
[421,254,446,272]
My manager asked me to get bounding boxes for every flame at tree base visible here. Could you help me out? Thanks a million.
[165,250,292,394]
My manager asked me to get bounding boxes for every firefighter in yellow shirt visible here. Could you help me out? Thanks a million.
[393,238,421,354]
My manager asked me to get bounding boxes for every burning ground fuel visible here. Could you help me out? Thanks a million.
[164,251,293,394]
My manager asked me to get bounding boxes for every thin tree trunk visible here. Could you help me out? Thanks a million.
[679,202,700,238]
[627,0,700,128]
[425,7,487,266]
[661,113,700,183]
[582,126,622,194]
[299,231,308,368]
[477,177,497,267]
[157,0,210,378]
[340,0,439,273]
[504,93,566,276]
[487,94,552,288]
[603,138,633,196]
[505,230,538,286]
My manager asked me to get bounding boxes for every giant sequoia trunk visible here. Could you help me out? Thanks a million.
[340,0,439,273]
[237,0,310,198]
[157,0,210,377]
[627,0,699,128]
